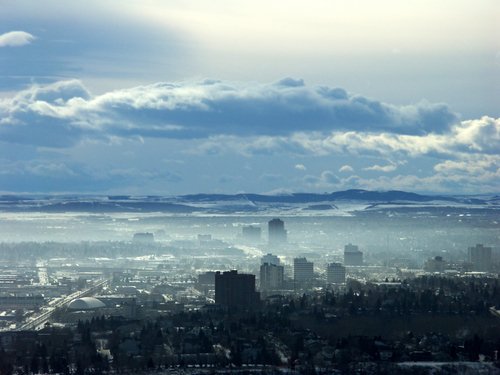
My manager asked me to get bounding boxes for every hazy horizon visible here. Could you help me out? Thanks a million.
[0,188,499,197]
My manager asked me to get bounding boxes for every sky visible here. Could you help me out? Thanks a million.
[0,0,499,195]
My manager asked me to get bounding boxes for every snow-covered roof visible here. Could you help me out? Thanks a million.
[68,297,105,310]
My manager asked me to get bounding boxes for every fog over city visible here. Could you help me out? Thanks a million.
[1,1,499,374]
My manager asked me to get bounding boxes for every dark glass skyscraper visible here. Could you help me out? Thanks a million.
[268,218,287,244]
[215,270,260,308]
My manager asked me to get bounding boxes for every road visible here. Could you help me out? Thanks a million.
[15,278,109,331]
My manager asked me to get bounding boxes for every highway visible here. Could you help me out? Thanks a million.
[15,278,109,331]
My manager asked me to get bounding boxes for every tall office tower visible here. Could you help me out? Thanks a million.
[344,243,363,266]
[468,244,492,272]
[261,253,280,266]
[268,218,287,244]
[293,257,314,282]
[260,263,284,292]
[326,262,346,284]
[215,270,260,308]
[242,225,262,242]
[423,256,446,273]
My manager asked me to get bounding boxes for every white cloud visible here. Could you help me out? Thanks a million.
[0,78,459,147]
[364,163,398,173]
[0,79,498,194]
[433,155,500,176]
[0,31,35,47]
[348,171,500,194]
[453,116,500,153]
[320,170,340,184]
[194,117,498,161]
[284,117,500,160]
[339,165,353,173]
[186,120,500,193]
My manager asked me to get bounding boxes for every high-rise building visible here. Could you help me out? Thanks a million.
[293,257,314,282]
[261,253,280,266]
[268,218,287,244]
[260,263,284,292]
[326,262,346,284]
[423,256,446,273]
[242,225,261,242]
[215,270,260,308]
[468,244,492,272]
[344,243,363,266]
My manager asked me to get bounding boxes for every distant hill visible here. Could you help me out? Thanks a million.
[0,189,496,213]
[179,189,461,204]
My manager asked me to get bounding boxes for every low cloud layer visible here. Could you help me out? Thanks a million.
[0,79,459,147]
[194,117,500,161]
[0,31,35,47]
[1,79,498,194]
[186,116,500,193]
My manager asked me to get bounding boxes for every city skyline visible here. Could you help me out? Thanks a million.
[1,1,499,195]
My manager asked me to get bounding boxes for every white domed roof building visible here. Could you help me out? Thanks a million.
[68,297,106,311]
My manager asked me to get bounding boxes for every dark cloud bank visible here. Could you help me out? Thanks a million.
[0,78,458,147]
